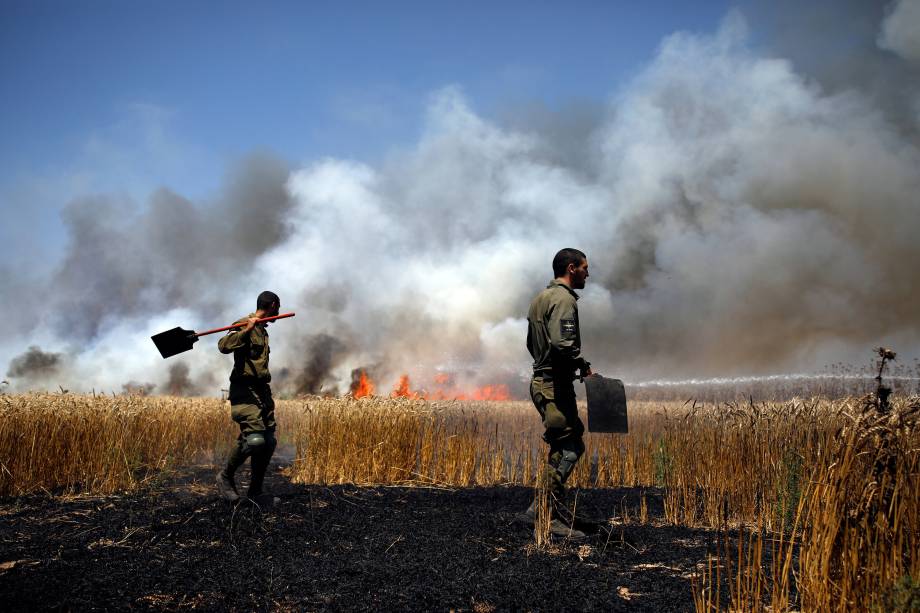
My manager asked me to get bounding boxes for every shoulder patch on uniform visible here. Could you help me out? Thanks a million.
[560,318,576,337]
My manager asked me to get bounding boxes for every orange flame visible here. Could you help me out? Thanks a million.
[420,374,512,402]
[443,384,511,401]
[352,370,512,401]
[469,384,511,401]
[391,374,424,399]
[351,370,375,398]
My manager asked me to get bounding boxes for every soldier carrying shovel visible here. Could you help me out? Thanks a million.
[216,290,282,506]
[520,248,593,539]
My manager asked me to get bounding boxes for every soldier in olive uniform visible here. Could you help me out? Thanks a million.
[521,248,592,536]
[216,291,281,504]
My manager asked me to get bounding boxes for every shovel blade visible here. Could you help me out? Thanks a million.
[585,375,628,433]
[151,327,198,359]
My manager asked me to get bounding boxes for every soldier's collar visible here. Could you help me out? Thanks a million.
[548,279,579,300]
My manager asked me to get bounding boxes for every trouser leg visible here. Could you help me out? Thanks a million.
[226,398,263,474]
[554,437,585,485]
[224,427,270,476]
[545,448,564,499]
[227,381,277,490]
[217,428,266,502]
[219,382,275,501]
[223,441,250,477]
[247,430,277,497]
[531,375,585,508]
[545,438,585,502]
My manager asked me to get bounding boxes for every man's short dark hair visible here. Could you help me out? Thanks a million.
[257,290,280,311]
[553,248,587,278]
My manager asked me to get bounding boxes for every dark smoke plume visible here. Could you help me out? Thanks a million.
[161,363,201,397]
[294,333,350,395]
[50,153,293,342]
[122,381,155,396]
[7,346,62,379]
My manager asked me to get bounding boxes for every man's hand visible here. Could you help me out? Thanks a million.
[243,317,260,333]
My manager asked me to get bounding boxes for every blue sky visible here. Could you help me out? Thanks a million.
[1,0,736,265]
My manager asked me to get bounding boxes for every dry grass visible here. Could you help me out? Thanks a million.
[690,397,920,612]
[0,393,233,496]
[1,391,917,610]
[284,396,689,489]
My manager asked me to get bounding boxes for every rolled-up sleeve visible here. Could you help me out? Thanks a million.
[547,297,583,364]
[217,322,249,354]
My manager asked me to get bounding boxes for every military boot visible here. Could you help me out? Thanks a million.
[246,468,280,510]
[246,435,278,507]
[549,484,602,536]
[549,517,587,540]
[515,499,540,525]
[517,502,586,539]
[248,492,279,509]
[547,488,590,539]
[216,470,240,502]
[216,442,249,502]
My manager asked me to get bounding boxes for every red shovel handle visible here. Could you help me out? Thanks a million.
[195,312,296,337]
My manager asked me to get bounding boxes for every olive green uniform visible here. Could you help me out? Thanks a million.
[218,313,276,435]
[527,280,590,499]
[217,314,277,498]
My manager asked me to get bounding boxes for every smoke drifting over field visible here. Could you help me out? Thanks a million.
[161,362,206,397]
[291,333,351,395]
[49,154,294,343]
[3,8,920,395]
[6,347,62,380]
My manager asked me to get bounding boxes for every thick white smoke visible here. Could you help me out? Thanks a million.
[256,14,920,388]
[4,13,919,395]
[878,0,920,63]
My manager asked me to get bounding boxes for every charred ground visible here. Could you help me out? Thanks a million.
[0,457,720,612]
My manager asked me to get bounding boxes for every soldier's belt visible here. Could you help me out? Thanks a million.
[532,368,578,381]
[230,375,271,386]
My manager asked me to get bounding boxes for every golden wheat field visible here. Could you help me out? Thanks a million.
[0,391,917,611]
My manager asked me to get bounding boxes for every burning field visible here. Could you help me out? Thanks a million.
[1,390,918,611]
[350,370,511,402]
[2,4,920,610]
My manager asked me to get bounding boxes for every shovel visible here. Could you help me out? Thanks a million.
[585,374,628,433]
[151,313,295,359]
